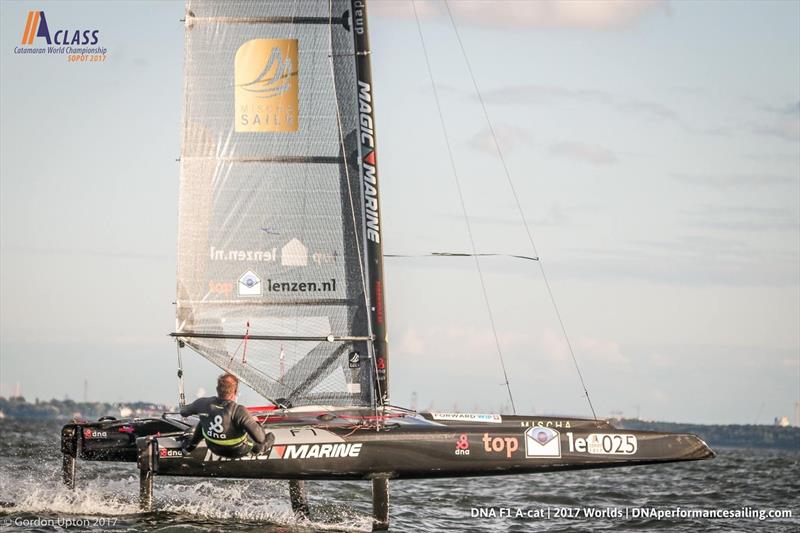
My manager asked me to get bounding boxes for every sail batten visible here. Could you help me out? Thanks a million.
[176,0,375,408]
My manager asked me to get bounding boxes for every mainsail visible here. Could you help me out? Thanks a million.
[174,0,387,408]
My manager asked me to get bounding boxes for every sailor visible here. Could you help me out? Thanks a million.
[180,373,274,458]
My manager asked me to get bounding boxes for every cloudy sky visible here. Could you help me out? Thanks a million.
[1,0,798,424]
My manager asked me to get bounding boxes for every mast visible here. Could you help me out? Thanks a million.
[351,0,389,405]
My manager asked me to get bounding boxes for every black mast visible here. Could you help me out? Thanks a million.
[351,0,389,405]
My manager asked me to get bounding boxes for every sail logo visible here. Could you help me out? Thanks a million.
[281,238,308,266]
[524,427,561,458]
[238,271,261,296]
[269,442,362,460]
[358,81,381,244]
[266,279,337,293]
[235,39,298,132]
[209,281,234,297]
[209,246,277,262]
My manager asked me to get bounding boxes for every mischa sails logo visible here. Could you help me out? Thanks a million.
[235,39,299,132]
[15,10,108,60]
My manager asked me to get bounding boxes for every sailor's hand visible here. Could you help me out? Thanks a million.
[251,442,266,456]
[180,438,196,456]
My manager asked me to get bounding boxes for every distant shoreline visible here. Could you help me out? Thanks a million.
[0,397,173,421]
[616,418,799,451]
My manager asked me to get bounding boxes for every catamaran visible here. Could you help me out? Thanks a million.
[60,1,714,529]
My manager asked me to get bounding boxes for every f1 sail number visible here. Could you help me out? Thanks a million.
[566,433,638,455]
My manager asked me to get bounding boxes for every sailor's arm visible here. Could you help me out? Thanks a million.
[235,406,266,446]
[179,398,200,418]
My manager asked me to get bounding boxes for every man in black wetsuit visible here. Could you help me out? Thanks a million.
[180,373,274,458]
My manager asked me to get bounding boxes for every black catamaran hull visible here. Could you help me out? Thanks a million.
[62,410,713,480]
[61,410,713,529]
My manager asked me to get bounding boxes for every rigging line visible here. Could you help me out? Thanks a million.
[412,0,516,415]
[443,1,597,420]
[385,252,539,262]
[327,0,384,411]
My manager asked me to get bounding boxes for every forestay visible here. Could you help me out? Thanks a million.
[175,0,375,407]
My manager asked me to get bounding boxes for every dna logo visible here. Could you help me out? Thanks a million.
[208,415,225,438]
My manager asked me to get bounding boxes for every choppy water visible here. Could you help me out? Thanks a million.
[0,420,797,532]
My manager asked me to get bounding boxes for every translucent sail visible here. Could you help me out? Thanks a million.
[175,0,373,407]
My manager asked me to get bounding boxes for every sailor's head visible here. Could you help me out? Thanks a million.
[217,373,239,400]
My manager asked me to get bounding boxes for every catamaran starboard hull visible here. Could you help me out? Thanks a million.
[149,417,714,480]
[62,409,714,481]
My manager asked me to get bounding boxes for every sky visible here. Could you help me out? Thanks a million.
[1,0,798,425]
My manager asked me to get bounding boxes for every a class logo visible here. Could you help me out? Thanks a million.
[235,39,299,132]
[15,10,107,60]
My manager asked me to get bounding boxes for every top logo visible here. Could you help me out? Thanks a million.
[235,39,298,132]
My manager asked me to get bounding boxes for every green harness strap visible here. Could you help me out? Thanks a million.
[202,428,249,447]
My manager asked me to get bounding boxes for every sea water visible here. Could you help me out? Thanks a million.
[0,420,797,532]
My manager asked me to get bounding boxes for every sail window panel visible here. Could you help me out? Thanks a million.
[184,337,369,407]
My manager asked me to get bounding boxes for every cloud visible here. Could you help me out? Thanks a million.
[397,326,613,367]
[540,331,628,365]
[434,201,600,229]
[617,99,682,124]
[398,327,426,356]
[467,124,533,155]
[672,172,799,189]
[549,141,618,165]
[560,232,799,286]
[371,0,670,30]
[681,205,800,232]
[748,100,800,141]
[481,84,612,106]
[577,338,627,364]
[750,116,800,141]
[480,84,688,132]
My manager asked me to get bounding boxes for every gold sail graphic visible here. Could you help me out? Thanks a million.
[234,39,299,132]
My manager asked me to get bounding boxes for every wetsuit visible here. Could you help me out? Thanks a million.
[180,397,268,458]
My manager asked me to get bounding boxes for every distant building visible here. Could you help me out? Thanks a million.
[774,416,790,427]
